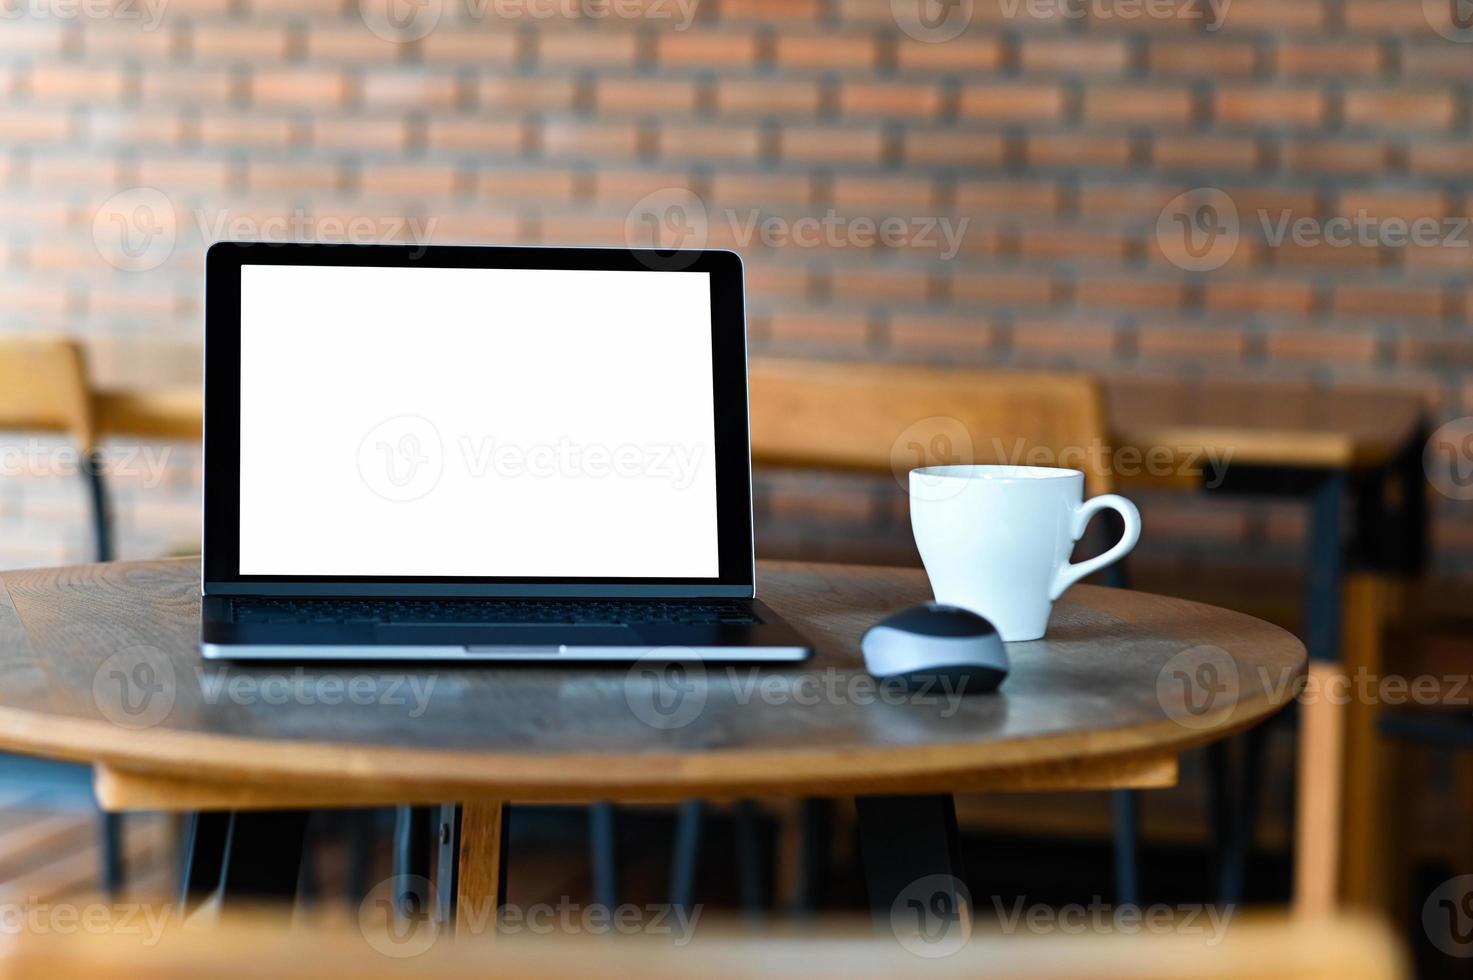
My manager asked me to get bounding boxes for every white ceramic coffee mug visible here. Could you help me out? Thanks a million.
[909,465,1141,641]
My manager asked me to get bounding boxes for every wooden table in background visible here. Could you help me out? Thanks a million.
[1107,377,1430,913]
[0,559,1302,926]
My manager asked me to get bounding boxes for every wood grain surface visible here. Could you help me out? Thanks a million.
[0,559,1304,809]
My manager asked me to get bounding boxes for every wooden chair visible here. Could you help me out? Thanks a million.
[2,912,1405,979]
[742,357,1141,904]
[0,336,122,889]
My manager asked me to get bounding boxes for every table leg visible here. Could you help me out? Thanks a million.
[855,795,964,933]
[669,800,703,913]
[589,803,618,911]
[1304,471,1346,665]
[450,801,506,938]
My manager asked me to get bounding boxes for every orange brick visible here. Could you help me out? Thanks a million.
[722,0,822,20]
[830,266,933,302]
[425,117,525,153]
[540,120,641,158]
[1016,226,1134,263]
[1267,240,1385,271]
[591,169,696,202]
[191,24,290,61]
[422,213,524,244]
[959,84,1067,122]
[313,115,406,151]
[655,31,759,68]
[1077,183,1176,218]
[1146,40,1258,76]
[1018,37,1131,74]
[26,65,129,103]
[536,30,640,67]
[1343,89,1458,131]
[1203,279,1318,315]
[478,76,578,111]
[952,271,1056,306]
[776,33,879,71]
[1266,329,1377,363]
[358,163,462,198]
[361,72,461,109]
[1011,318,1117,357]
[482,169,579,204]
[198,114,295,150]
[1215,86,1325,127]
[1401,45,1473,82]
[1344,0,1440,31]
[251,69,349,108]
[1084,85,1194,126]
[831,176,937,211]
[1153,135,1260,171]
[418,29,521,64]
[307,25,417,62]
[1283,138,1388,174]
[1024,131,1133,169]
[716,79,822,116]
[1075,276,1187,311]
[840,82,945,119]
[708,173,813,208]
[1277,40,1384,76]
[1409,143,1473,178]
[79,22,179,59]
[761,311,872,350]
[903,130,1007,167]
[1219,0,1326,31]
[1333,282,1447,320]
[1337,190,1448,223]
[895,37,1003,73]
[595,77,700,114]
[956,179,1061,215]
[248,161,342,192]
[888,314,995,357]
[0,108,73,142]
[1136,324,1246,360]
[779,125,885,164]
[140,68,235,104]
[0,23,67,57]
[658,123,764,160]
[134,156,235,190]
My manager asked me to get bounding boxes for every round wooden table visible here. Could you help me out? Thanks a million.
[0,558,1303,921]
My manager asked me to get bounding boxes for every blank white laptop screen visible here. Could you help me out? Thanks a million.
[237,264,720,578]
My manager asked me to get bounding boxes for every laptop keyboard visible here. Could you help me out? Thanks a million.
[229,597,759,627]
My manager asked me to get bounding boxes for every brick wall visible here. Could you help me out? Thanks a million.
[1,0,1471,573]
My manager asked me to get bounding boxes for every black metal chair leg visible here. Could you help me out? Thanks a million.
[99,811,124,896]
[733,799,764,919]
[589,803,618,911]
[179,811,231,912]
[792,797,831,914]
[1110,789,1140,906]
[1211,727,1267,905]
[669,800,703,912]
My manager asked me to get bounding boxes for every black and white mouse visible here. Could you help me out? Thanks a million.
[861,603,1009,694]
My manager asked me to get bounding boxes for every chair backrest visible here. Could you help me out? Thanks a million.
[0,337,96,449]
[749,357,1114,496]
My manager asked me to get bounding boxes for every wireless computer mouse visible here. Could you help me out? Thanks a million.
[861,603,1009,694]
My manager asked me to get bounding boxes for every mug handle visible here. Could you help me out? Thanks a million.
[1049,494,1142,601]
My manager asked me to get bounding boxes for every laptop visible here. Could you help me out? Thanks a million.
[200,242,812,662]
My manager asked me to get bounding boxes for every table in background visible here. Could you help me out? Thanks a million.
[0,559,1301,926]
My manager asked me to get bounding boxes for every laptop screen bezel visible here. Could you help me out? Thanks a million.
[202,242,756,598]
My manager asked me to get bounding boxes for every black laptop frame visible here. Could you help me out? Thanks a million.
[202,242,756,598]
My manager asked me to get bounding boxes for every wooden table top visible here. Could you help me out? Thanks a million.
[94,375,1426,472]
[1104,376,1427,470]
[0,559,1303,811]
